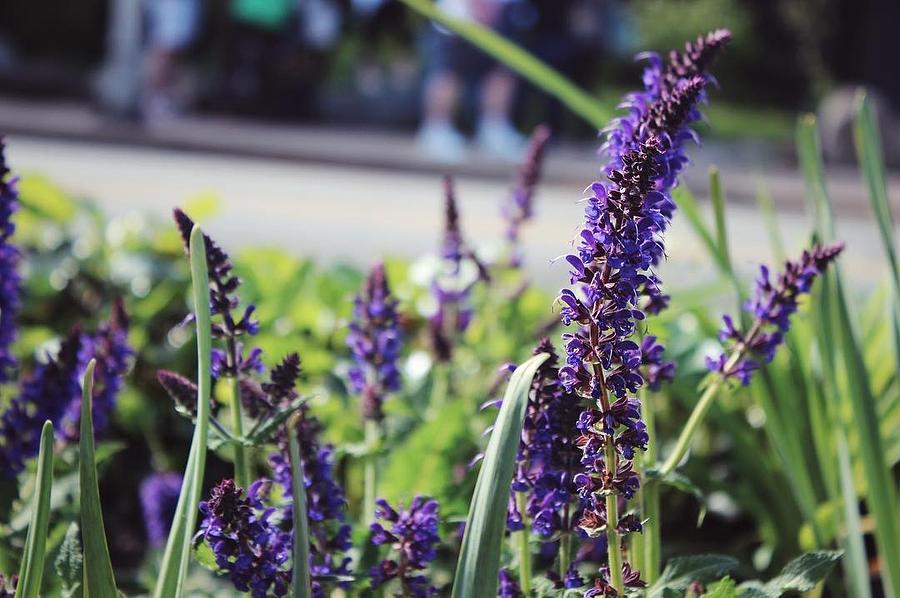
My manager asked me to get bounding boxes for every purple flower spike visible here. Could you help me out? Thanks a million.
[503,125,552,267]
[559,30,730,593]
[198,479,291,598]
[369,496,441,597]
[0,141,21,384]
[708,243,843,385]
[140,471,182,546]
[498,568,523,597]
[347,263,402,421]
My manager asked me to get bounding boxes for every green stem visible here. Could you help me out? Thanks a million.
[429,363,449,414]
[558,531,572,580]
[515,492,532,595]
[642,479,661,585]
[229,375,251,489]
[364,419,380,523]
[605,441,624,594]
[659,380,722,477]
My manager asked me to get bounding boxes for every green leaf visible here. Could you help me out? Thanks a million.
[245,396,310,445]
[287,415,312,598]
[78,360,119,596]
[154,225,214,598]
[798,115,900,598]
[649,554,739,598]
[14,421,54,598]
[396,0,607,129]
[702,577,737,598]
[761,550,842,595]
[192,540,221,573]
[709,167,730,268]
[55,523,84,598]
[451,352,550,598]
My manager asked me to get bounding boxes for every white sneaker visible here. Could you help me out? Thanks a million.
[476,118,526,162]
[417,121,468,163]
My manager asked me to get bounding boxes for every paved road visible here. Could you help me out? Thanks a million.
[5,134,895,292]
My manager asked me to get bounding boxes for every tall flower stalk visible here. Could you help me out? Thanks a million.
[558,30,731,595]
[347,263,403,520]
[173,209,260,488]
[0,141,21,384]
[501,125,552,269]
[661,243,844,476]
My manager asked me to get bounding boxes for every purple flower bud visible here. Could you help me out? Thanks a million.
[0,141,21,384]
[502,125,552,267]
[369,496,441,597]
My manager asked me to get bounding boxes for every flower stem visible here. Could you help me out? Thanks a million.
[229,375,250,489]
[515,492,532,595]
[642,479,661,585]
[364,419,380,523]
[604,443,624,595]
[659,379,722,477]
[559,531,572,580]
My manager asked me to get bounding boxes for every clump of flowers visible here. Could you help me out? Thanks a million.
[707,243,844,384]
[429,177,487,362]
[347,263,402,421]
[502,125,552,268]
[0,141,21,384]
[198,478,291,598]
[558,29,730,595]
[140,471,183,547]
[369,496,442,597]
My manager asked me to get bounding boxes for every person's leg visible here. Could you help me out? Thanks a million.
[417,30,468,162]
[423,70,461,124]
[476,67,525,160]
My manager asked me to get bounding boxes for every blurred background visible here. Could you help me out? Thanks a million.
[0,0,898,287]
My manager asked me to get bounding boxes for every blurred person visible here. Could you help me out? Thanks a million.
[223,0,298,115]
[143,0,202,122]
[418,0,536,163]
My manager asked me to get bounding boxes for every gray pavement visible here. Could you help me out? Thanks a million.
[5,134,895,294]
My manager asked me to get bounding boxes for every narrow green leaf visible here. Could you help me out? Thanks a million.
[835,431,871,598]
[709,168,730,266]
[154,225,213,598]
[451,352,550,598]
[672,186,721,271]
[755,181,786,263]
[287,415,312,598]
[702,577,738,598]
[397,0,607,129]
[798,115,900,598]
[78,360,118,596]
[14,421,54,598]
[649,554,739,598]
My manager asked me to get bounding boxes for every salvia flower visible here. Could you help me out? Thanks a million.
[347,263,402,421]
[498,568,523,597]
[173,209,262,394]
[60,299,132,442]
[501,338,583,546]
[0,329,88,477]
[268,357,353,597]
[140,471,182,546]
[707,243,844,385]
[429,177,487,362]
[0,141,21,384]
[559,31,729,593]
[502,125,551,267]
[369,496,441,597]
[198,478,291,598]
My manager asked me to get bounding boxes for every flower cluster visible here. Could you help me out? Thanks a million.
[429,177,487,362]
[60,299,131,441]
[347,263,402,421]
[503,338,583,544]
[269,360,353,597]
[198,478,291,598]
[558,30,730,594]
[707,243,844,385]
[0,301,131,477]
[140,471,183,546]
[0,141,21,384]
[173,209,263,383]
[502,125,551,267]
[498,568,522,597]
[370,497,441,597]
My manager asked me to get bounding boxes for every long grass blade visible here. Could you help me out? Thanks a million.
[154,225,213,598]
[14,421,54,598]
[396,0,607,129]
[451,352,550,598]
[79,360,118,596]
[797,115,900,598]
[287,415,312,598]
